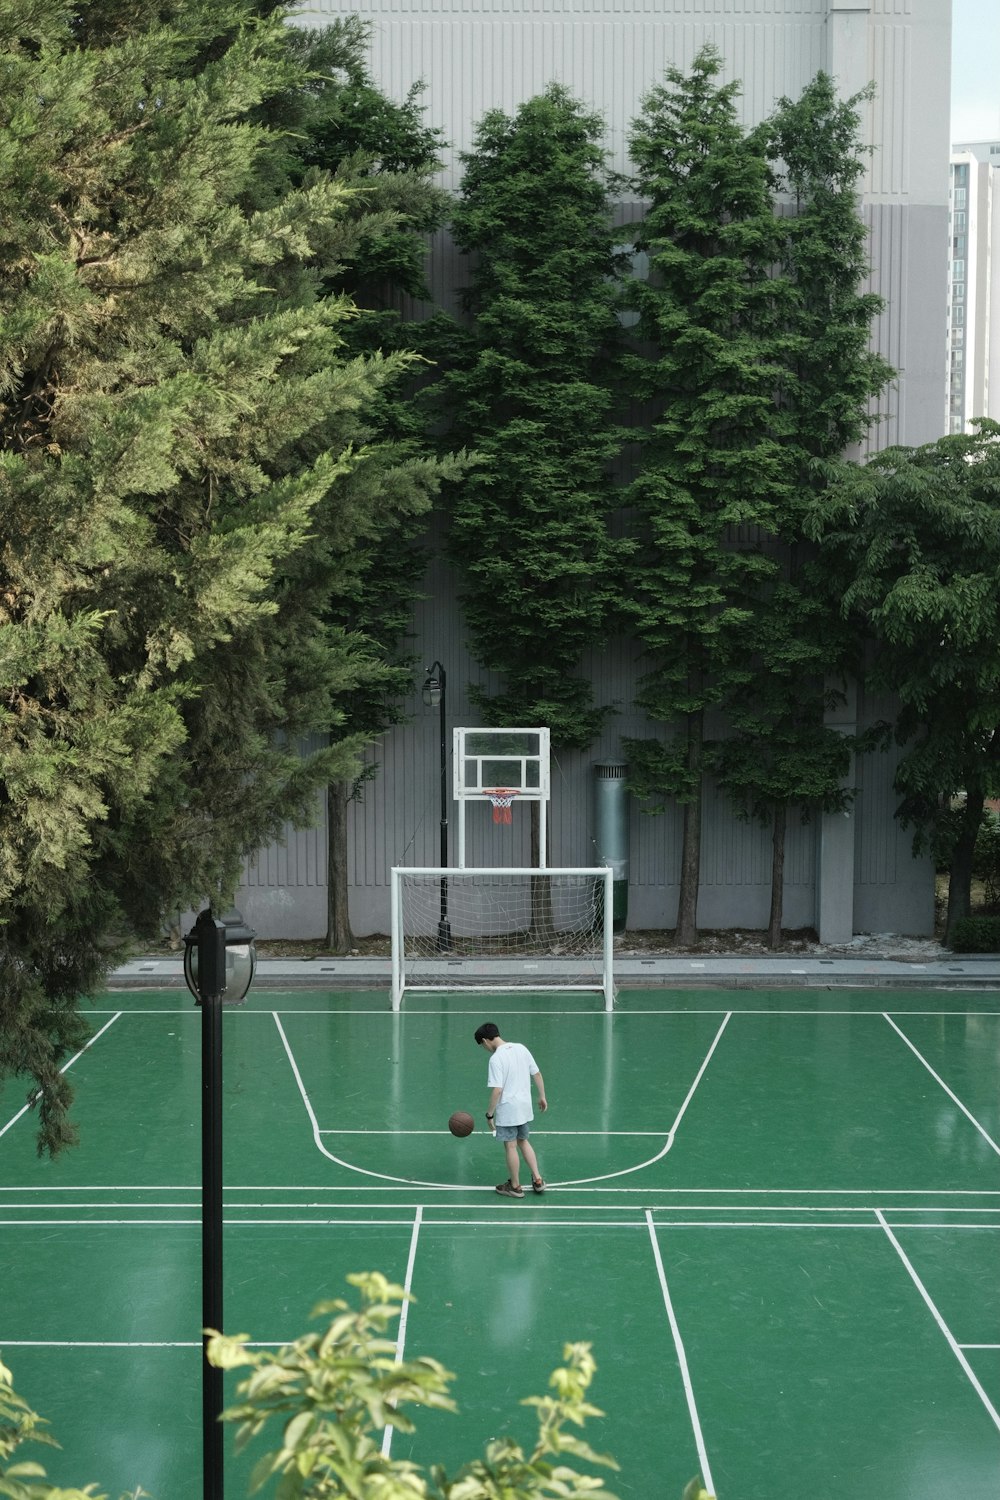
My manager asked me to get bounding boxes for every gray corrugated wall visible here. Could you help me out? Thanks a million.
[233,0,948,938]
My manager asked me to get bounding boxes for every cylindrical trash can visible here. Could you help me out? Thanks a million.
[593,762,629,932]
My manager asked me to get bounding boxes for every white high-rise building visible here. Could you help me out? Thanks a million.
[947,140,1000,432]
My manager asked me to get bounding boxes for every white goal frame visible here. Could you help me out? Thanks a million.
[390,866,615,1011]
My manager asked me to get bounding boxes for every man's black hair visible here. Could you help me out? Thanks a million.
[474,1021,500,1045]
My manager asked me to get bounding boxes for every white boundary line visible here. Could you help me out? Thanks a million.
[381,1207,423,1458]
[277,1011,734,1190]
[272,1014,456,1188]
[555,1013,732,1187]
[3,1217,998,1230]
[882,1014,1000,1158]
[0,1013,122,1141]
[875,1210,1000,1434]
[645,1211,715,1495]
[5,1200,1000,1215]
[85,1006,1000,1018]
[0,1339,293,1349]
[3,1184,997,1197]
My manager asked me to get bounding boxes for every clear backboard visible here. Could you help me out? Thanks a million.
[452,727,550,867]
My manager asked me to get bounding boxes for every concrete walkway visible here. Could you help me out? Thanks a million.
[107,952,1000,990]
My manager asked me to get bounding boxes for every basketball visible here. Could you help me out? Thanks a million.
[449,1110,475,1137]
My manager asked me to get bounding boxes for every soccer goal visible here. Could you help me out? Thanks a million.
[390,866,615,1010]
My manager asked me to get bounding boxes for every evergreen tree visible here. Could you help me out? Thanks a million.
[0,0,445,1152]
[709,74,893,946]
[443,85,628,787]
[260,15,461,951]
[807,422,1000,944]
[621,48,789,944]
[710,582,857,947]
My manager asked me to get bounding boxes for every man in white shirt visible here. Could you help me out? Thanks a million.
[474,1021,547,1198]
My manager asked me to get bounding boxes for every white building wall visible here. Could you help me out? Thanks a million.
[237,0,951,940]
[948,141,1000,431]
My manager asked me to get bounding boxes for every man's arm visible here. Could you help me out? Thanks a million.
[486,1084,502,1122]
[532,1069,547,1112]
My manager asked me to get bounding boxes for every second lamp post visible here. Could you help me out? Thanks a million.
[422,661,451,949]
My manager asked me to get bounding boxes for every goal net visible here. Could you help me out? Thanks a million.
[390,866,615,1010]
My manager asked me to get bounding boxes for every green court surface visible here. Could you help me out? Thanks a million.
[2,986,999,1499]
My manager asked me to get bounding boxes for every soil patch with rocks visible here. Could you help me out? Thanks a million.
[245,929,948,964]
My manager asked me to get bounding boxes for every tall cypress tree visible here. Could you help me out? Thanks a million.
[0,0,443,1151]
[443,85,628,784]
[709,74,893,946]
[621,48,789,944]
[260,16,462,951]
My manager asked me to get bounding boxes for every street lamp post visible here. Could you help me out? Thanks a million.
[183,907,258,1500]
[421,662,451,949]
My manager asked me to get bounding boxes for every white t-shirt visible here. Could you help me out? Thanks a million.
[487,1041,539,1127]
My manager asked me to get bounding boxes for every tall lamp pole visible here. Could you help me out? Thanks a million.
[183,907,257,1500]
[422,662,451,949]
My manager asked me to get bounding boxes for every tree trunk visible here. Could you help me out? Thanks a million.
[529,800,554,942]
[946,786,983,944]
[767,801,787,950]
[675,711,702,946]
[326,780,352,954]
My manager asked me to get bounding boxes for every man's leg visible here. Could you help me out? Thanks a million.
[518,1138,541,1182]
[504,1137,521,1186]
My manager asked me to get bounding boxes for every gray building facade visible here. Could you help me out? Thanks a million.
[236,0,952,942]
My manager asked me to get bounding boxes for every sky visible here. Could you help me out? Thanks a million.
[951,0,1000,142]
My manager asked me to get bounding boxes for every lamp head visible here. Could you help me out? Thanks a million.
[183,907,258,1006]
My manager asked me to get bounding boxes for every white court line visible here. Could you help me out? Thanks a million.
[88,1006,1000,1018]
[278,1011,735,1190]
[2,1216,998,1230]
[273,1014,453,1188]
[960,1344,1000,1350]
[317,1129,673,1136]
[382,1207,423,1459]
[0,1339,292,1349]
[876,1209,1000,1434]
[556,1013,733,1187]
[882,1014,1000,1158]
[0,1013,122,1142]
[645,1212,715,1496]
[8,1201,1000,1216]
[4,1183,998,1201]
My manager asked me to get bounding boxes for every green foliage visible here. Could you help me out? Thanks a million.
[807,421,1000,936]
[936,807,1000,906]
[0,1348,140,1499]
[757,73,894,471]
[947,915,1000,953]
[0,0,457,1152]
[620,54,892,941]
[210,1271,619,1499]
[620,47,792,937]
[442,85,628,750]
[972,815,1000,907]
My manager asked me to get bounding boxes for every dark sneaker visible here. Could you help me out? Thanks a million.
[496,1180,524,1198]
[532,1178,545,1195]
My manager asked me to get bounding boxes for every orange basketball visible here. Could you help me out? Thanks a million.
[449,1110,475,1137]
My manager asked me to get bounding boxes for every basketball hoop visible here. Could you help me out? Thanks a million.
[485,787,518,825]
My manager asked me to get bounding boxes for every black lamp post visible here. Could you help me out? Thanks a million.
[421,661,451,949]
[183,907,257,1500]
